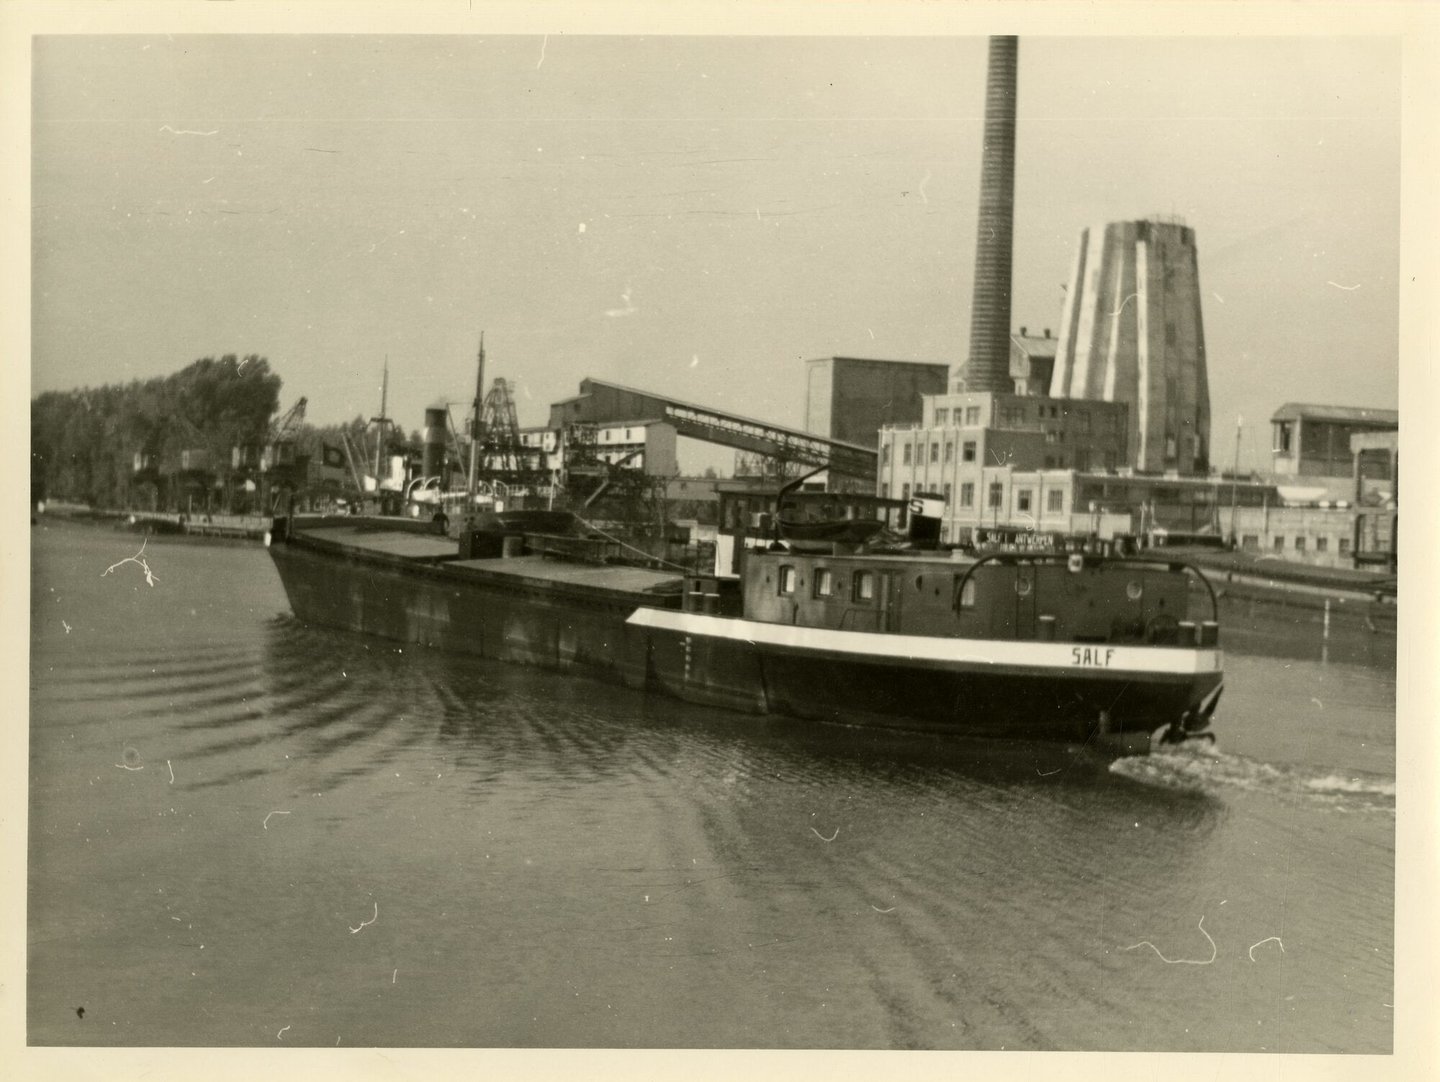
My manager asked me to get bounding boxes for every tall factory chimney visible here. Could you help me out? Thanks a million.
[956,35,1019,394]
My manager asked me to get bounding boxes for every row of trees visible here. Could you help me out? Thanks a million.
[32,355,281,509]
[30,354,437,513]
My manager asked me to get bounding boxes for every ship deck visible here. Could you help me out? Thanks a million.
[288,521,683,599]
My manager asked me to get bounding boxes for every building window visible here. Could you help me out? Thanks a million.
[1274,422,1293,454]
[1316,536,1328,553]
[1073,449,1090,471]
[779,566,796,595]
[1045,429,1060,444]
[882,444,890,465]
[944,441,954,463]
[1339,537,1351,555]
[1078,412,1092,434]
[962,441,977,462]
[880,482,889,498]
[1017,489,1032,513]
[1043,456,1055,469]
[1295,537,1307,553]
[902,483,910,501]
[902,443,912,465]
[1047,489,1064,513]
[625,428,632,440]
[930,442,939,464]
[1273,536,1284,552]
[988,482,1003,509]
[935,408,948,425]
[1241,535,1259,551]
[960,483,975,508]
[814,568,833,598]
[943,483,952,504]
[853,571,875,602]
[965,406,981,425]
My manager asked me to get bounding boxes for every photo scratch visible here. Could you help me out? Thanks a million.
[159,124,218,136]
[263,810,290,829]
[349,901,379,934]
[102,539,159,586]
[1124,916,1217,965]
[810,827,839,843]
[1248,936,1285,961]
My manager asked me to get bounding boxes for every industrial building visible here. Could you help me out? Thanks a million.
[803,356,949,448]
[876,390,1130,538]
[1049,218,1212,475]
[1271,403,1398,479]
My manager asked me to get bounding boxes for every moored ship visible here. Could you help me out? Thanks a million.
[264,495,1223,757]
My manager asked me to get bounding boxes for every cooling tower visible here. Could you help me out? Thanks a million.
[1049,219,1212,474]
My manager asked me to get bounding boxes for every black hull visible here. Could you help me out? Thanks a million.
[267,533,1221,756]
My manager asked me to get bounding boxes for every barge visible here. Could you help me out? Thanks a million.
[265,500,1223,757]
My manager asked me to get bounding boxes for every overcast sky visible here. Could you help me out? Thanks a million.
[31,33,1400,472]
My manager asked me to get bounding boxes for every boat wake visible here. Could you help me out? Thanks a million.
[1110,741,1394,812]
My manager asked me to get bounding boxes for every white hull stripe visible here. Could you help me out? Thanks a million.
[627,608,1223,676]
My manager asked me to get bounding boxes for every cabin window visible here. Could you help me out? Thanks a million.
[962,441,977,462]
[956,576,977,609]
[814,568,833,598]
[902,443,912,465]
[1017,489,1033,513]
[1047,489,1064,512]
[779,566,797,595]
[960,483,975,508]
[853,571,875,602]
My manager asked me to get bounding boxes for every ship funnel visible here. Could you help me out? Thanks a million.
[422,407,448,481]
[957,36,1019,394]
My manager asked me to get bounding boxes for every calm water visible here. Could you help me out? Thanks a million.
[28,522,1395,1050]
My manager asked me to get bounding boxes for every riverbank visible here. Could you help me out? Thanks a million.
[33,506,268,545]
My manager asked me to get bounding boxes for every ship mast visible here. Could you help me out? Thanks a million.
[370,358,390,481]
[467,332,486,501]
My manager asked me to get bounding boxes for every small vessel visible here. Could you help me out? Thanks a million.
[265,487,1223,757]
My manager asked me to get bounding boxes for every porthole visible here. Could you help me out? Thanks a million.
[1015,576,1033,598]
[1126,580,1143,601]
